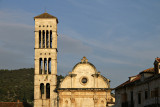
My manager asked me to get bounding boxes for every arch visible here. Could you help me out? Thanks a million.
[46,30,49,48]
[42,30,45,48]
[48,58,51,74]
[50,30,52,48]
[40,83,44,99]
[44,58,47,74]
[39,30,41,48]
[39,58,43,74]
[46,83,50,98]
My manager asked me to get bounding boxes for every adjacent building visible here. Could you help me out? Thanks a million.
[115,58,160,107]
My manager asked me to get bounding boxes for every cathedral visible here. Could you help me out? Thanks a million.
[34,12,115,107]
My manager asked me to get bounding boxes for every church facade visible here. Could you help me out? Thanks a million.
[34,12,115,107]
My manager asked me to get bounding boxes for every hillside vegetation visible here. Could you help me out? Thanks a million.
[0,68,64,104]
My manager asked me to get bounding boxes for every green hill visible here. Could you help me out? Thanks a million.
[0,68,64,105]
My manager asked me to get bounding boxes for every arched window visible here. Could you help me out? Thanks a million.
[44,58,47,74]
[39,58,43,74]
[50,30,52,48]
[46,30,49,48]
[39,30,41,48]
[43,30,45,48]
[46,83,50,98]
[48,58,51,74]
[40,83,44,99]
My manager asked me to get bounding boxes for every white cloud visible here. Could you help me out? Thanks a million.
[58,34,92,55]
[0,9,34,69]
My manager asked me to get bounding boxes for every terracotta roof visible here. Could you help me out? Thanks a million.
[0,102,32,107]
[34,12,58,23]
[140,67,154,74]
[116,67,156,89]
[0,102,24,107]
[115,74,141,89]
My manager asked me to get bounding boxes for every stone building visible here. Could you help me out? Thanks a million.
[34,12,115,107]
[58,56,115,107]
[34,12,58,107]
[114,58,160,107]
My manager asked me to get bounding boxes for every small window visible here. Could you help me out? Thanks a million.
[39,58,43,74]
[145,90,148,99]
[50,30,52,48]
[155,88,159,97]
[40,83,44,98]
[81,78,87,84]
[138,92,141,104]
[131,91,133,102]
[39,30,41,48]
[43,30,45,48]
[48,58,51,74]
[46,83,50,98]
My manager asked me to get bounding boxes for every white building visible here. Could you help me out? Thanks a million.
[115,58,160,107]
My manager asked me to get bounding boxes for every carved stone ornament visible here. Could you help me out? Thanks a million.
[59,98,63,103]
[93,98,98,103]
[65,100,68,104]
[70,98,75,103]
[81,56,88,63]
[44,75,48,81]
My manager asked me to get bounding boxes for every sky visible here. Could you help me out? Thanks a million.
[0,0,160,88]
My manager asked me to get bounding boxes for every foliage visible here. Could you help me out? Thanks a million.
[0,68,64,105]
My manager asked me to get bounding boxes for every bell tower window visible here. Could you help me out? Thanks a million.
[50,30,52,48]
[44,58,47,74]
[40,83,44,99]
[48,58,51,74]
[39,58,43,74]
[43,30,45,48]
[39,30,41,48]
[46,30,49,48]
[46,83,50,98]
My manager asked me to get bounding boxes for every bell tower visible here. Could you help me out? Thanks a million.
[34,12,58,107]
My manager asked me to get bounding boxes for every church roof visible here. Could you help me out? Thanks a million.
[0,102,32,107]
[139,67,154,74]
[34,12,58,23]
[72,56,97,71]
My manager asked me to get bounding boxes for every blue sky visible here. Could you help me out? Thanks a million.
[0,0,160,87]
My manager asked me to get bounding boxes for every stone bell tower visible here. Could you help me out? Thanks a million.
[34,12,58,107]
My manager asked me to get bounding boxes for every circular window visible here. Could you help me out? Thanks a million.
[81,78,87,84]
